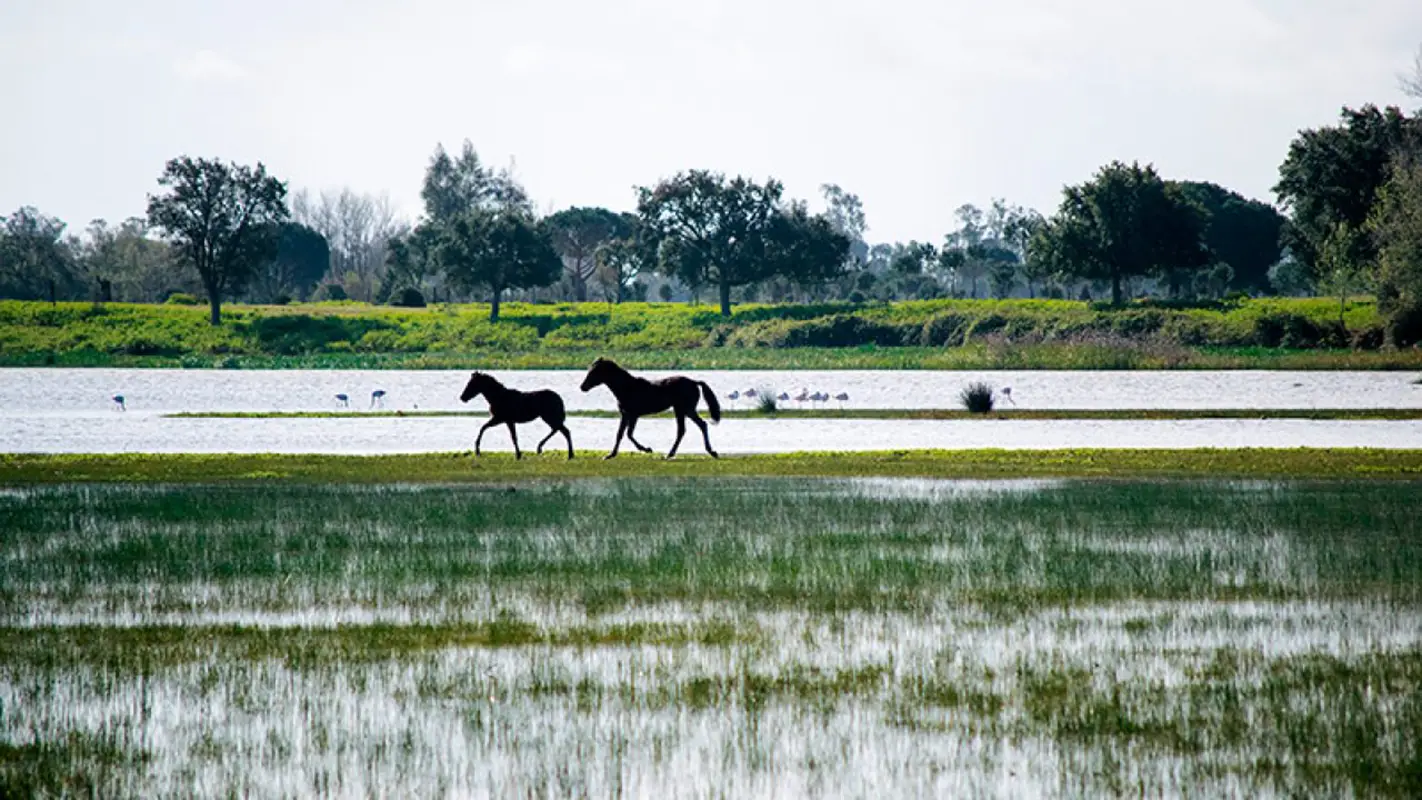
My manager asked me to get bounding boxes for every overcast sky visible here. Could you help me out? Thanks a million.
[3,0,1420,243]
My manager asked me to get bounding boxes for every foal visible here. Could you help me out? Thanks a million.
[459,372,573,459]
[579,358,720,459]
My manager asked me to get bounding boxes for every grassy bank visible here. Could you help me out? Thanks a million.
[5,448,1422,484]
[3,479,1420,796]
[168,408,1422,421]
[5,297,1420,370]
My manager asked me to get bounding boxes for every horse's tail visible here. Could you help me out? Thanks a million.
[697,381,722,423]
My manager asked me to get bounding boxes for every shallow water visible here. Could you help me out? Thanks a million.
[5,412,1422,453]
[3,367,1421,454]
[3,367,1421,413]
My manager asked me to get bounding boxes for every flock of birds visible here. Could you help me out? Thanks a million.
[111,385,1014,412]
[725,388,852,409]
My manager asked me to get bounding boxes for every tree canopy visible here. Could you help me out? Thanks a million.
[436,209,561,321]
[1274,105,1422,274]
[1171,181,1285,294]
[146,157,289,324]
[0,207,76,302]
[637,170,847,316]
[544,207,633,301]
[1034,161,1210,305]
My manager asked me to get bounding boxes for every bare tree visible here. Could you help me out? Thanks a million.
[1402,45,1422,102]
[291,188,408,301]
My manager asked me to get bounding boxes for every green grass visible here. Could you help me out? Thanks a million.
[5,448,1422,484]
[3,297,1418,370]
[2,479,1420,796]
[167,407,1422,421]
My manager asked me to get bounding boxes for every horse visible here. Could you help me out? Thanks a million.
[459,372,573,459]
[579,357,720,460]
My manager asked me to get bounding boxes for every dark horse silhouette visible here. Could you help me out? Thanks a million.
[460,372,573,459]
[579,358,720,460]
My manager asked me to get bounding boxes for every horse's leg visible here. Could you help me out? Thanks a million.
[475,419,500,457]
[625,417,653,453]
[506,422,521,460]
[536,425,558,455]
[666,412,687,459]
[689,411,718,458]
[561,425,573,460]
[604,416,629,460]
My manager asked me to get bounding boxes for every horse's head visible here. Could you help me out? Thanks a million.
[580,358,612,392]
[460,372,488,403]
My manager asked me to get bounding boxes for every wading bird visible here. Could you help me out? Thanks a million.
[834,392,849,408]
[112,395,125,411]
[335,393,349,408]
[370,389,387,409]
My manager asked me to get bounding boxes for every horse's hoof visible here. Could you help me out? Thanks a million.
[603,454,617,461]
[709,452,720,459]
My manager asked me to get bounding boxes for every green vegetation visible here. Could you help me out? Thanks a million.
[5,296,1422,370]
[166,407,1422,421]
[5,448,1422,485]
[2,479,1420,796]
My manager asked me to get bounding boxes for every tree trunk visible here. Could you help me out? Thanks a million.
[490,288,502,322]
[719,278,732,317]
[208,293,222,326]
[1111,274,1123,306]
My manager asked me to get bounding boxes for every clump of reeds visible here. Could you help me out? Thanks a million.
[960,382,995,413]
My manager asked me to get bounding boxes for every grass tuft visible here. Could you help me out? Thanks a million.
[960,381,996,413]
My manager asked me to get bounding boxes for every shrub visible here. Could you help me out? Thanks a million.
[314,284,348,302]
[392,287,426,308]
[271,294,292,306]
[755,388,778,414]
[1253,312,1323,349]
[164,292,200,306]
[960,382,995,413]
[920,312,973,347]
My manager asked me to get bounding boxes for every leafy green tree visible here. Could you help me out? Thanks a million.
[765,202,852,288]
[1274,105,1422,274]
[1314,223,1370,328]
[146,157,289,324]
[0,207,78,302]
[544,206,632,301]
[1036,161,1210,305]
[1368,156,1422,344]
[250,222,330,302]
[436,209,561,321]
[638,170,842,316]
[1171,181,1286,294]
[1004,209,1049,296]
[379,225,440,303]
[890,241,937,275]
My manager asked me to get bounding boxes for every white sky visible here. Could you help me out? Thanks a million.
[3,0,1420,243]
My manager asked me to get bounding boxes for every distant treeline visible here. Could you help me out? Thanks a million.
[3,62,1422,344]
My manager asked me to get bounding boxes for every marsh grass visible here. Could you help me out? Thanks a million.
[2,479,1420,796]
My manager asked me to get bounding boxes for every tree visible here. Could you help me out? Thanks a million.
[1369,156,1422,345]
[544,207,632,301]
[594,215,651,303]
[0,207,78,302]
[1036,161,1211,305]
[147,157,289,324]
[820,183,869,265]
[379,225,441,303]
[1274,105,1422,275]
[1171,181,1286,294]
[435,209,561,321]
[636,171,781,317]
[81,218,182,302]
[764,202,852,288]
[1314,223,1370,328]
[290,188,406,302]
[1401,44,1422,104]
[1268,253,1313,297]
[421,140,530,221]
[890,241,937,275]
[250,222,330,302]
